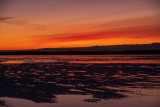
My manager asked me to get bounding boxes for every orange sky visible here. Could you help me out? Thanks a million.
[0,0,160,50]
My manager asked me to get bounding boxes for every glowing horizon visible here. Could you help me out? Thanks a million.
[0,0,160,50]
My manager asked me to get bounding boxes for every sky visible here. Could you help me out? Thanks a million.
[0,0,160,50]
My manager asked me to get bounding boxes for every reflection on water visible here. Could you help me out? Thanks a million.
[0,55,160,64]
[0,55,160,107]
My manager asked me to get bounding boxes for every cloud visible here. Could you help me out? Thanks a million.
[1,19,46,30]
[0,17,15,21]
[32,28,160,47]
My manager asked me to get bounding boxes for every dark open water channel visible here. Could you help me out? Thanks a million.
[0,55,160,107]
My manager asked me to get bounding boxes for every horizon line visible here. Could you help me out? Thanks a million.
[0,42,160,51]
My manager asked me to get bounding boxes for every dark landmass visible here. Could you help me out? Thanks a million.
[0,43,160,55]
[0,50,160,55]
[34,43,160,52]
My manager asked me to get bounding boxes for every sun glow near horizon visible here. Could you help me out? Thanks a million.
[0,0,160,50]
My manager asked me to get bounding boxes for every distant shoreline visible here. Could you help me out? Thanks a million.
[0,50,160,55]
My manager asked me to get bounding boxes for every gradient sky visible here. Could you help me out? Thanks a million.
[0,0,160,50]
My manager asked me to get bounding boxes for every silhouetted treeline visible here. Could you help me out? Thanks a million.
[0,50,160,55]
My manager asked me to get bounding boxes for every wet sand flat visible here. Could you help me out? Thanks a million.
[0,55,160,107]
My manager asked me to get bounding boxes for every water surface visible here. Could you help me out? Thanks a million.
[0,55,160,107]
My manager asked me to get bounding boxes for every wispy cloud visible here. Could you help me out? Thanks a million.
[32,27,160,47]
[1,18,46,30]
[0,16,15,21]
